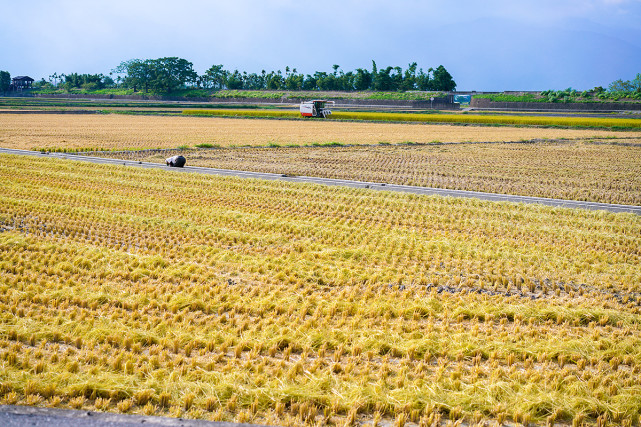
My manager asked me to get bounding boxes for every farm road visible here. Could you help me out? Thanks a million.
[0,405,260,427]
[1,148,639,215]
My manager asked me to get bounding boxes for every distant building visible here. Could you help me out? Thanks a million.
[11,76,34,91]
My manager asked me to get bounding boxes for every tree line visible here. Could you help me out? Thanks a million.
[195,61,457,92]
[2,58,457,93]
[114,58,456,92]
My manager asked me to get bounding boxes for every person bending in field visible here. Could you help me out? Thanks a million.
[166,155,186,167]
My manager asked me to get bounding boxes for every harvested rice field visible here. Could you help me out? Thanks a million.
[94,140,641,206]
[1,113,640,152]
[1,155,641,426]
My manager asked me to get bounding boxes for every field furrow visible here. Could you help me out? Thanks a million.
[1,155,640,426]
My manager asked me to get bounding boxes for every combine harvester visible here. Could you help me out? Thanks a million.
[300,100,334,118]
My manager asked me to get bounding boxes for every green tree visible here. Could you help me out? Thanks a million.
[150,57,198,92]
[338,71,355,91]
[0,70,10,93]
[401,62,418,91]
[391,66,404,91]
[226,70,245,89]
[285,68,304,90]
[373,66,395,91]
[302,74,317,90]
[114,59,152,92]
[370,60,378,89]
[431,65,456,91]
[203,64,227,89]
[265,70,284,89]
[114,57,197,93]
[244,72,265,90]
[33,78,52,90]
[353,68,372,90]
[62,73,105,90]
[103,75,115,87]
[313,71,330,90]
[416,67,433,91]
[632,74,641,93]
[608,73,641,94]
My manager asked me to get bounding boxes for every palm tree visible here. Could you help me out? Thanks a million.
[49,72,59,86]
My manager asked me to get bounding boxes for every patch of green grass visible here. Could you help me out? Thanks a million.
[366,91,442,101]
[194,143,220,149]
[311,142,345,147]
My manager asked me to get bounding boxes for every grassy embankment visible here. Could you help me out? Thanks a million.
[474,91,641,103]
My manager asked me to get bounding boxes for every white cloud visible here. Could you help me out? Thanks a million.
[2,0,639,88]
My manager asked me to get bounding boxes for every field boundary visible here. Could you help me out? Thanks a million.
[0,404,257,426]
[1,148,639,215]
[471,97,641,111]
[183,109,641,129]
[3,108,641,129]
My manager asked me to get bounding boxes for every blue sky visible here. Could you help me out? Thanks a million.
[1,0,640,91]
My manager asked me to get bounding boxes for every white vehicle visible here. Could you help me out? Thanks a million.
[300,100,334,118]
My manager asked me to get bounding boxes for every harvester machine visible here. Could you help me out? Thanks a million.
[300,100,334,118]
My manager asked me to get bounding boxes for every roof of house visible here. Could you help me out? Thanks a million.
[12,76,35,81]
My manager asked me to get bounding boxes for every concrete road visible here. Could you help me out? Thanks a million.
[0,405,260,427]
[1,147,639,215]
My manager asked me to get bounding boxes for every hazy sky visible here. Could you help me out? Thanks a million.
[1,0,640,91]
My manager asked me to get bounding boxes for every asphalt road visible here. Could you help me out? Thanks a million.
[0,405,260,427]
[1,147,639,215]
